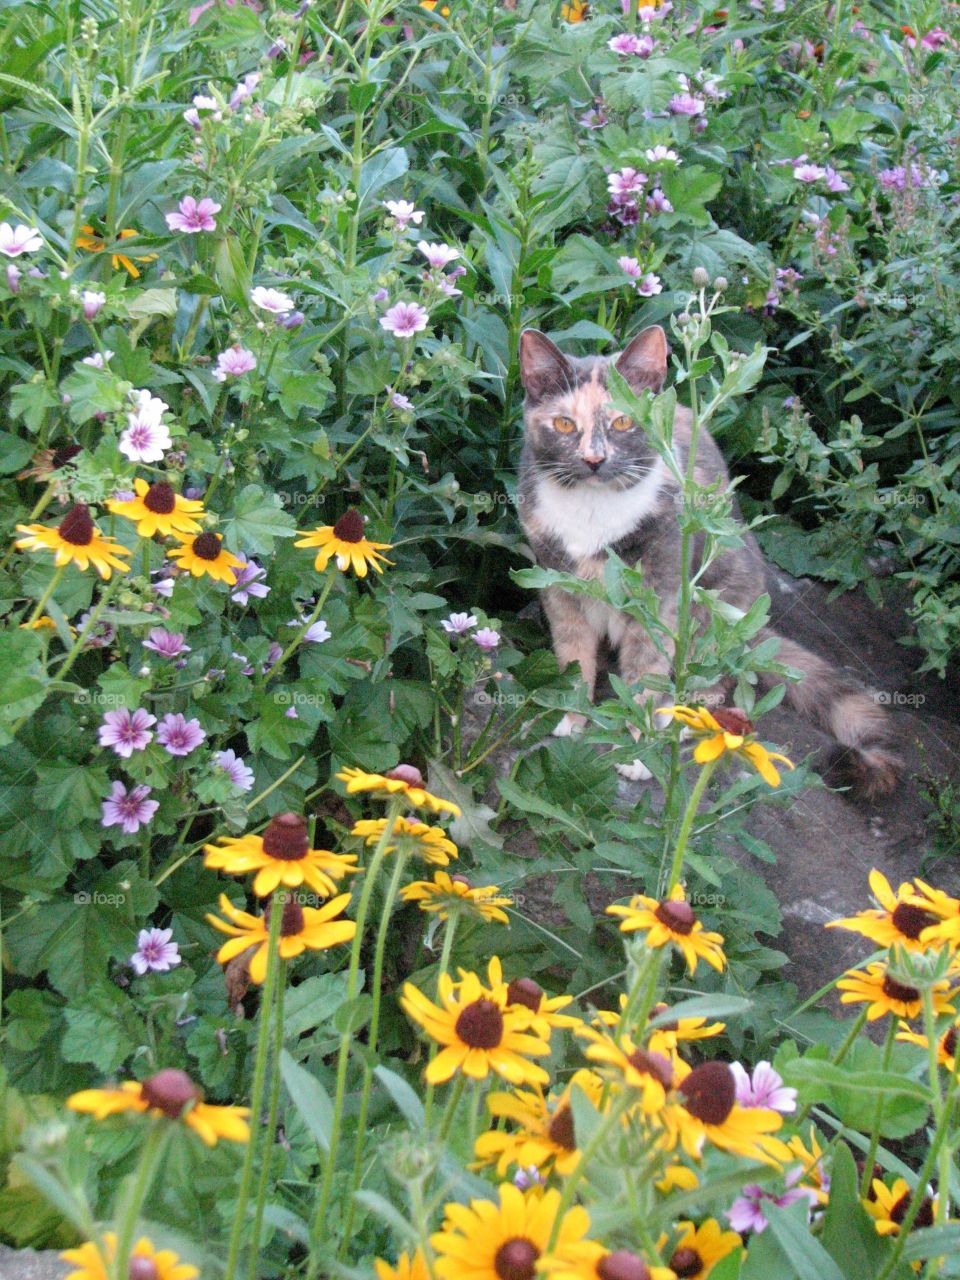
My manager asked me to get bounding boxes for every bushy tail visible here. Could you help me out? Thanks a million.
[757,630,902,799]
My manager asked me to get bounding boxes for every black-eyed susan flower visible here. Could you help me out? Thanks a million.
[401,870,511,923]
[207,891,356,983]
[916,881,960,950]
[865,1177,937,1236]
[294,507,392,577]
[430,1184,599,1280]
[504,972,583,1038]
[542,1246,674,1280]
[375,1251,431,1280]
[826,869,944,952]
[606,886,725,975]
[420,0,451,14]
[351,815,458,865]
[655,1220,741,1280]
[897,1016,959,1070]
[836,961,957,1021]
[337,764,461,817]
[665,705,794,787]
[560,0,589,21]
[660,1061,785,1163]
[575,1026,675,1114]
[167,531,244,582]
[593,996,724,1051]
[15,504,132,579]
[474,1069,604,1178]
[204,812,358,898]
[782,1128,829,1204]
[656,1163,699,1195]
[400,969,550,1085]
[76,224,158,277]
[107,478,206,539]
[61,1233,198,1280]
[68,1068,249,1145]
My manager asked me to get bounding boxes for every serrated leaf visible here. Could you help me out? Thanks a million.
[219,484,297,555]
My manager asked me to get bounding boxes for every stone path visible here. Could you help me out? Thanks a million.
[0,1247,66,1280]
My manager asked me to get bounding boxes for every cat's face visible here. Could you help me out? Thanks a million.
[519,327,668,489]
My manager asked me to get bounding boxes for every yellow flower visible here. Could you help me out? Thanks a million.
[575,1025,675,1114]
[294,507,392,577]
[207,891,356,983]
[61,1233,198,1280]
[656,1220,742,1280]
[15,503,132,579]
[401,870,511,923]
[592,995,724,1051]
[606,885,725,975]
[400,970,550,1085]
[916,879,960,949]
[782,1127,829,1203]
[67,1069,249,1145]
[430,1184,599,1280]
[560,0,589,21]
[107,478,206,539]
[20,615,60,630]
[660,1060,785,1163]
[77,224,158,277]
[337,764,461,817]
[541,1245,674,1280]
[204,812,358,898]
[166,531,244,582]
[656,1162,699,1194]
[420,0,451,13]
[351,815,458,865]
[375,1251,431,1280]
[474,1069,604,1178]
[865,1177,937,1236]
[664,705,794,787]
[836,962,957,1021]
[897,1017,959,1071]
[826,869,944,952]
[461,957,580,1037]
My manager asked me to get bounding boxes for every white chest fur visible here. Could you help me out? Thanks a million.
[533,464,665,560]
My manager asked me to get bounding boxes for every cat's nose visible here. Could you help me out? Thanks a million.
[582,455,605,472]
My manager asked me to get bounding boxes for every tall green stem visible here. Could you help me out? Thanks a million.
[110,1123,171,1280]
[246,961,287,1280]
[660,758,717,896]
[859,1016,897,1197]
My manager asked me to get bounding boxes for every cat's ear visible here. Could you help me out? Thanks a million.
[519,330,572,399]
[614,325,668,392]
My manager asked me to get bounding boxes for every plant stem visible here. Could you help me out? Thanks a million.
[261,568,337,688]
[110,1123,171,1280]
[246,960,286,1280]
[21,566,64,627]
[437,1073,466,1143]
[423,913,459,1127]
[545,1095,631,1251]
[660,758,717,896]
[859,1016,897,1197]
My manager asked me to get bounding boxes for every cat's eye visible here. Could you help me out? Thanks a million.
[552,416,576,434]
[611,414,633,432]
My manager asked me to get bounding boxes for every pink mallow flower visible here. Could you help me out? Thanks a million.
[102,781,160,833]
[607,168,647,199]
[156,712,206,757]
[441,612,477,635]
[608,33,655,56]
[143,628,191,659]
[82,290,106,320]
[98,708,157,758]
[215,748,255,792]
[417,240,460,269]
[727,1169,817,1234]
[229,555,270,605]
[472,627,500,650]
[731,1060,797,1113]
[130,927,181,974]
[383,199,425,227]
[646,188,673,214]
[165,195,221,233]
[793,162,826,183]
[637,273,662,296]
[668,93,705,115]
[214,345,257,381]
[618,255,642,280]
[0,222,43,257]
[120,390,172,464]
[380,301,429,338]
[250,285,294,314]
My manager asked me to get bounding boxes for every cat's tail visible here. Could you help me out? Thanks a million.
[756,629,902,799]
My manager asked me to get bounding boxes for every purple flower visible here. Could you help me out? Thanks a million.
[151,567,176,599]
[229,72,261,109]
[646,187,673,214]
[579,105,608,129]
[98,708,156,758]
[669,93,705,115]
[441,612,477,635]
[608,33,655,56]
[215,748,255,792]
[731,1060,797,1113]
[823,166,849,193]
[921,28,950,51]
[284,705,299,719]
[383,199,424,227]
[82,350,113,368]
[390,391,414,411]
[156,712,206,757]
[277,309,305,329]
[230,555,270,605]
[251,285,294,314]
[617,255,642,280]
[727,1171,817,1234]
[645,145,680,165]
[437,275,462,299]
[607,167,647,199]
[380,301,429,338]
[637,273,663,297]
[264,641,283,671]
[609,199,640,227]
[143,628,191,659]
[183,94,221,128]
[6,263,20,293]
[513,1165,545,1190]
[0,222,42,257]
[288,614,331,644]
[165,195,221,233]
[214,345,257,381]
[82,290,106,320]
[102,780,159,833]
[793,162,826,183]
[120,389,171,464]
[472,627,500,651]
[130,926,181,974]
[371,287,390,304]
[77,611,117,649]
[417,240,459,269]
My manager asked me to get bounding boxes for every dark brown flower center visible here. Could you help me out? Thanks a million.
[649,1003,679,1032]
[450,874,472,888]
[333,508,365,542]
[494,1239,539,1280]
[58,503,95,546]
[944,1027,958,1058]
[626,1048,675,1091]
[265,895,305,936]
[140,1068,202,1118]
[143,482,177,514]
[597,1253,651,1280]
[669,1247,702,1278]
[262,812,310,861]
[882,974,920,1005]
[192,531,222,560]
[712,707,753,735]
[386,763,424,787]
[128,1259,160,1280]
[507,978,543,1013]
[890,902,938,940]
[52,444,82,469]
[680,1061,735,1125]
[891,1191,934,1229]
[454,998,504,1049]
[547,1104,575,1150]
[654,899,696,935]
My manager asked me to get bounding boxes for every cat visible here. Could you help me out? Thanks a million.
[516,325,901,798]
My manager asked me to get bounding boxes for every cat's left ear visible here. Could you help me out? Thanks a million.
[614,325,668,392]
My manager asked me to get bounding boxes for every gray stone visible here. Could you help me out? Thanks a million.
[0,1246,68,1280]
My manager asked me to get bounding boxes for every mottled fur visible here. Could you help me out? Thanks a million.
[517,327,900,798]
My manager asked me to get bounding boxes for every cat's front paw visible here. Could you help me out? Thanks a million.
[552,711,588,738]
[615,758,653,782]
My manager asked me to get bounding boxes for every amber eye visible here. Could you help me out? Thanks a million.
[611,415,633,432]
[552,416,576,434]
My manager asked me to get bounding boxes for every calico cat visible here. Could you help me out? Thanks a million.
[516,325,901,798]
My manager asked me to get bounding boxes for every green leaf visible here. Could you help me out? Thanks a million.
[821,1142,892,1280]
[648,995,751,1026]
[279,1049,333,1152]
[219,484,297,555]
[334,993,373,1036]
[764,1201,844,1280]
[373,1065,424,1128]
[62,983,142,1073]
[427,759,504,851]
[357,147,409,211]
[215,232,252,307]
[9,381,59,434]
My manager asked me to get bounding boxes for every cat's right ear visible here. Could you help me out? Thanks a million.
[519,330,572,400]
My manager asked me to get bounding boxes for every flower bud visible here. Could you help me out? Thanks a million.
[692,266,709,287]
